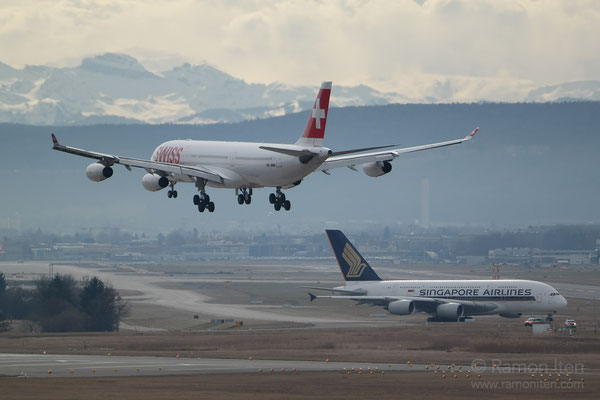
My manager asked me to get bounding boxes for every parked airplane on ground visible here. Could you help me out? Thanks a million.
[307,230,567,322]
[51,82,478,213]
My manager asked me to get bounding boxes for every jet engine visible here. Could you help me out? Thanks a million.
[499,312,523,318]
[142,173,169,192]
[387,299,415,315]
[86,162,113,182]
[436,303,464,320]
[363,161,392,177]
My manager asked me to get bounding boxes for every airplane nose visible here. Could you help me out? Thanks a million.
[559,295,567,308]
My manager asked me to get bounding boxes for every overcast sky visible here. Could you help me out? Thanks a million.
[1,0,599,100]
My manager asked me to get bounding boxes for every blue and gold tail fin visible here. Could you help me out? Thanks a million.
[325,230,381,281]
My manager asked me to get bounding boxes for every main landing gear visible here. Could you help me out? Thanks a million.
[193,192,214,212]
[269,187,291,211]
[167,182,178,198]
[193,179,214,213]
[236,188,252,205]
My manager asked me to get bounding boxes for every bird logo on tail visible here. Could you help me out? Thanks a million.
[342,243,366,278]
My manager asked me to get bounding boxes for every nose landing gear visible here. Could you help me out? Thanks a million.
[167,182,178,198]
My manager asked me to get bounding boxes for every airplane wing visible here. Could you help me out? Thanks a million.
[51,134,224,183]
[309,294,439,304]
[318,128,479,172]
[309,293,500,314]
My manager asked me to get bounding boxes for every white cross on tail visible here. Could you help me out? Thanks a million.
[311,97,325,129]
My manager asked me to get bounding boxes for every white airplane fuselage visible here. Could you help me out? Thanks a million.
[151,140,331,189]
[336,279,567,315]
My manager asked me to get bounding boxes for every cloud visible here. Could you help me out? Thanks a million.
[0,0,598,100]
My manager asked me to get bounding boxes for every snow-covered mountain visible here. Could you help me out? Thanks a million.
[0,53,598,126]
[525,81,600,102]
[0,53,398,125]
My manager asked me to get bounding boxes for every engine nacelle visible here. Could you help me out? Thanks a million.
[86,163,113,182]
[436,303,464,320]
[363,161,392,177]
[499,312,523,319]
[387,300,415,315]
[142,173,169,192]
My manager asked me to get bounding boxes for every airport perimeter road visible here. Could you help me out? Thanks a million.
[0,353,425,378]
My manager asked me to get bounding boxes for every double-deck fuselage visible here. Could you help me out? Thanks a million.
[336,279,567,315]
[309,230,568,321]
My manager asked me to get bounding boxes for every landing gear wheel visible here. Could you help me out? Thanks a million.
[198,203,205,212]
[282,200,291,211]
[238,194,245,205]
[269,193,276,204]
[193,194,200,205]
[167,190,173,198]
[207,202,215,212]
[280,192,286,202]
[172,190,177,198]
[274,201,282,211]
[244,195,251,205]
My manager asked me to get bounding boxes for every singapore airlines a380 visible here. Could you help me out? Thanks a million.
[51,82,479,214]
[307,230,567,323]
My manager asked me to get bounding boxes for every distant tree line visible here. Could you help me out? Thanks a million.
[0,273,126,332]
[453,225,600,256]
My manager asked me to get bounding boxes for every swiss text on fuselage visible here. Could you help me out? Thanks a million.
[153,146,183,164]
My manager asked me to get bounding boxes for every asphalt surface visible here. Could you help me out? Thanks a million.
[0,353,427,378]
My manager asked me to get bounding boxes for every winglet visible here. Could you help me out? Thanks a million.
[464,127,479,140]
[309,292,317,302]
[51,133,59,146]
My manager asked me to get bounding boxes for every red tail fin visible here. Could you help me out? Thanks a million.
[296,81,331,147]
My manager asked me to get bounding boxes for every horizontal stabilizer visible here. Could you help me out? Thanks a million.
[300,286,366,295]
[259,146,317,157]
[259,146,321,164]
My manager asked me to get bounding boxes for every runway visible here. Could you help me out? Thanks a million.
[0,353,421,378]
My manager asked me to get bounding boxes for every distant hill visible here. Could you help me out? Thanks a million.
[1,53,599,126]
[0,101,599,233]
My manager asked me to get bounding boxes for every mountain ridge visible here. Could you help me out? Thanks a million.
[1,53,598,126]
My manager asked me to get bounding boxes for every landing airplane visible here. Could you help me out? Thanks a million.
[307,230,567,322]
[51,82,478,213]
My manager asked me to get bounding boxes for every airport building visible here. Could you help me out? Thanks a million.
[489,247,599,265]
